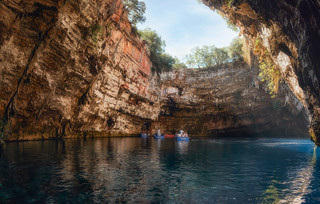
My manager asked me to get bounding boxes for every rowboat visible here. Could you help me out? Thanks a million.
[140,133,148,138]
[176,137,189,142]
[164,134,175,138]
[175,130,189,142]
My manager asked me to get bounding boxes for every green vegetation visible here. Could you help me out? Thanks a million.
[253,38,281,98]
[185,45,228,68]
[222,15,239,32]
[157,53,175,72]
[262,179,280,203]
[139,28,175,73]
[215,0,240,32]
[90,24,103,43]
[185,37,243,68]
[227,0,234,8]
[123,0,242,72]
[172,57,188,70]
[123,0,146,27]
[217,10,239,32]
[201,0,239,32]
[123,1,175,73]
[227,37,243,60]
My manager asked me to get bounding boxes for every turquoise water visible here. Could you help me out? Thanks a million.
[0,137,319,203]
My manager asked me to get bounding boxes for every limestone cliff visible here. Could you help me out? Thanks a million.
[154,61,308,137]
[0,0,311,141]
[201,0,320,143]
[0,0,159,140]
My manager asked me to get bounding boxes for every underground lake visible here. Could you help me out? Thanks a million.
[1,0,320,203]
[0,137,319,203]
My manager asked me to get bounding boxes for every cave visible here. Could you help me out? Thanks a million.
[0,0,319,144]
[0,0,320,202]
[201,0,320,144]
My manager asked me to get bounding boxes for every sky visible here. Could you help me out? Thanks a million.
[137,0,239,60]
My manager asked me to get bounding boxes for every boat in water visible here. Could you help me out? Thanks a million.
[164,134,175,138]
[140,133,148,138]
[154,129,164,140]
[176,137,189,141]
[175,130,189,142]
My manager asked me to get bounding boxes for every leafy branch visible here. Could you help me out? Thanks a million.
[253,38,281,98]
[123,0,146,27]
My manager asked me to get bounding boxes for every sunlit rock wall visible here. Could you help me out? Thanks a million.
[201,0,320,144]
[0,0,159,140]
[0,0,312,141]
[154,61,308,137]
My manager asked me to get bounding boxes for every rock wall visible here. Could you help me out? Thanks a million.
[154,61,308,137]
[201,0,320,144]
[0,0,159,140]
[0,0,312,141]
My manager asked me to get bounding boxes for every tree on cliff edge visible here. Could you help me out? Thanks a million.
[185,45,229,68]
[185,37,243,68]
[123,0,146,27]
[227,37,243,61]
[139,28,175,73]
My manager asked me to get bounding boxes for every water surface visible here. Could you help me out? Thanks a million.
[0,137,319,203]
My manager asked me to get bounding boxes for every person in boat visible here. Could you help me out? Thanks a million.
[157,129,161,137]
[184,132,189,137]
[177,130,183,137]
[179,130,189,137]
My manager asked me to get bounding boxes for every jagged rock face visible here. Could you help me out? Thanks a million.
[0,0,159,140]
[201,0,320,144]
[154,61,308,137]
[0,0,311,141]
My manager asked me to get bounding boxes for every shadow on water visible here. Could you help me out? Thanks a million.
[0,137,319,203]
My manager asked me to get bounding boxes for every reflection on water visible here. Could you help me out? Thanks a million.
[0,137,319,203]
[177,141,189,154]
[279,145,317,204]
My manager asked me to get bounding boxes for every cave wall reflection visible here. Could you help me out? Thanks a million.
[0,138,319,203]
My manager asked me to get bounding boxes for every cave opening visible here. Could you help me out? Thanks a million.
[135,0,310,139]
[1,0,320,202]
[0,0,315,142]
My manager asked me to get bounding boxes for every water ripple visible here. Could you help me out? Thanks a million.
[0,138,319,203]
